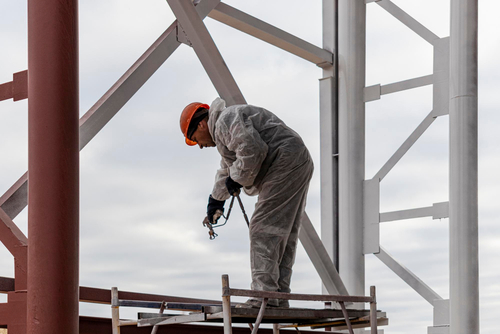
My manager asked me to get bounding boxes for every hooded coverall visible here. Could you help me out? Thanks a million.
[207,98,314,302]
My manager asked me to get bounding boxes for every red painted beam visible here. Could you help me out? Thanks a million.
[0,81,13,101]
[0,277,220,305]
[0,208,27,290]
[27,0,79,333]
[0,208,27,257]
[0,291,27,334]
[79,286,221,305]
[0,70,28,102]
[79,316,281,334]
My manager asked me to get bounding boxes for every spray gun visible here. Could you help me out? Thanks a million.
[202,192,250,240]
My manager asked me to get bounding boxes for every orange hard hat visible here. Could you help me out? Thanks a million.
[180,102,210,146]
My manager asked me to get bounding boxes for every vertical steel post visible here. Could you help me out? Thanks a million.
[320,0,339,275]
[27,0,80,333]
[338,0,366,296]
[449,0,479,333]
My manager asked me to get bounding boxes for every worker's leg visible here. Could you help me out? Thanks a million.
[248,149,313,304]
[277,160,312,308]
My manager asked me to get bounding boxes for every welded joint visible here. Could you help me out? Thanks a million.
[176,24,192,46]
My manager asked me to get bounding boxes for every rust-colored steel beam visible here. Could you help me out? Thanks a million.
[80,316,285,334]
[27,0,79,333]
[0,208,27,290]
[0,71,28,102]
[0,291,27,334]
[79,286,221,305]
[0,207,27,257]
[0,277,220,305]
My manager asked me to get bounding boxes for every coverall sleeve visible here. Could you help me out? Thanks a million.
[221,113,268,187]
[211,158,231,201]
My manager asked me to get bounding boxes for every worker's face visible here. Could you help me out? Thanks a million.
[190,119,216,149]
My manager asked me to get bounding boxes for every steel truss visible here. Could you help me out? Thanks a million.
[0,0,478,333]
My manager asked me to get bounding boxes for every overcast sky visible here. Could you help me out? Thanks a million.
[0,0,498,333]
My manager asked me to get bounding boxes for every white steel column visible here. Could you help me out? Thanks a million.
[338,0,366,296]
[320,0,338,274]
[449,0,479,333]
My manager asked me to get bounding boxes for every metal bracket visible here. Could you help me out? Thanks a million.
[176,24,192,46]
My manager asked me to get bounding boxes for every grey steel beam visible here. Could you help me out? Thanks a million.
[320,0,339,292]
[208,3,333,66]
[338,0,366,297]
[380,202,449,222]
[166,0,246,106]
[0,0,221,220]
[364,75,434,102]
[363,179,380,255]
[376,0,440,45]
[433,38,450,117]
[319,77,338,272]
[374,247,442,305]
[298,214,349,297]
[373,110,436,181]
[449,0,479,332]
[381,75,434,96]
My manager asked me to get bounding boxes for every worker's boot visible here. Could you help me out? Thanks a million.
[236,298,279,308]
[277,299,289,308]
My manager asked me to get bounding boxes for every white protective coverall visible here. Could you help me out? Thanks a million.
[207,98,314,302]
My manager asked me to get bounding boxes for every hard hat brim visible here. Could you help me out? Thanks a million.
[185,138,197,146]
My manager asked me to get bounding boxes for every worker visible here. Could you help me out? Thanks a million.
[180,97,314,308]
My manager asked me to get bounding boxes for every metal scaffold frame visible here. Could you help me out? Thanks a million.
[0,0,478,333]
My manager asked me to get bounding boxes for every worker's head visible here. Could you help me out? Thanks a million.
[180,102,216,149]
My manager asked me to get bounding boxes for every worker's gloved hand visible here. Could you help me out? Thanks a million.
[207,195,225,224]
[225,176,243,196]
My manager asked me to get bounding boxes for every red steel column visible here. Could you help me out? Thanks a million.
[27,0,79,333]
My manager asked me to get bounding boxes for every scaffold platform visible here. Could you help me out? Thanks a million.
[111,275,388,334]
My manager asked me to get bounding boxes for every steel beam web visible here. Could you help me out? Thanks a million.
[376,0,440,45]
[374,247,442,305]
[373,110,436,181]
